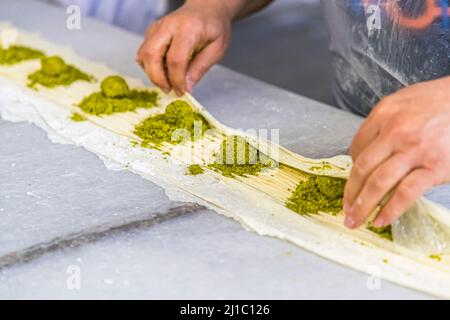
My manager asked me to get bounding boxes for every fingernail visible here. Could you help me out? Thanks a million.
[186,76,194,93]
[345,215,356,228]
[373,217,385,227]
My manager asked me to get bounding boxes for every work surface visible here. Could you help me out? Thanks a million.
[1,0,449,299]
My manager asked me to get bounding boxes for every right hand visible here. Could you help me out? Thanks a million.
[136,2,233,96]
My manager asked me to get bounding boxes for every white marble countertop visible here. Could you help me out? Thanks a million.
[1,0,446,299]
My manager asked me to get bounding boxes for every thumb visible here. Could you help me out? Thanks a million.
[185,40,226,92]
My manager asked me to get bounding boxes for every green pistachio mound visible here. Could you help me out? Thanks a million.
[287,175,393,241]
[28,56,94,89]
[187,164,204,176]
[134,100,211,147]
[429,254,442,262]
[0,45,45,65]
[41,56,67,75]
[286,174,345,215]
[79,75,158,116]
[101,75,130,98]
[70,112,87,122]
[208,135,273,177]
[367,224,393,241]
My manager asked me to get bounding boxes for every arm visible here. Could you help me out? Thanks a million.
[136,0,272,95]
[235,0,274,19]
[188,0,273,20]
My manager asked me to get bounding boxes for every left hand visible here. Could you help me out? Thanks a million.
[343,77,450,229]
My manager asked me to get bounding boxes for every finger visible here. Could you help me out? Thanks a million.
[344,131,395,210]
[166,32,200,96]
[137,24,157,59]
[373,168,434,227]
[144,59,170,93]
[185,40,226,92]
[349,98,399,158]
[144,20,160,38]
[138,39,171,92]
[136,59,145,70]
[137,33,172,92]
[136,23,160,64]
[349,119,380,159]
[344,152,414,229]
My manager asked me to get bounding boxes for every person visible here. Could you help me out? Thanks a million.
[136,0,450,230]
[55,0,168,34]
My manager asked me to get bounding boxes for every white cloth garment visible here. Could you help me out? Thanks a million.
[56,0,168,34]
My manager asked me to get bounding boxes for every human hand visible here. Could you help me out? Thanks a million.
[136,1,233,96]
[343,77,450,229]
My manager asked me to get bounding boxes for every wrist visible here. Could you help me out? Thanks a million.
[184,0,248,20]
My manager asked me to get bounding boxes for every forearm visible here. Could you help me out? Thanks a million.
[185,0,272,20]
[234,0,273,19]
[138,0,271,95]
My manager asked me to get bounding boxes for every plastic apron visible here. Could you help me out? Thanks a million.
[321,0,450,116]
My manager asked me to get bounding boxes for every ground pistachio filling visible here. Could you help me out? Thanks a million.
[286,174,393,240]
[286,174,345,215]
[208,135,273,177]
[187,164,204,176]
[0,45,45,65]
[134,99,211,147]
[70,112,86,122]
[79,75,158,116]
[367,224,393,241]
[28,56,94,89]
